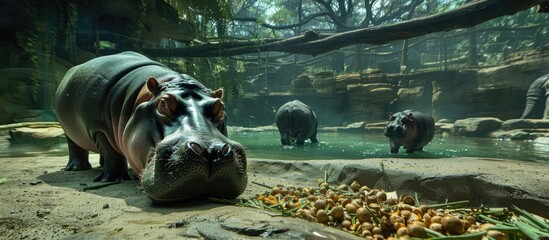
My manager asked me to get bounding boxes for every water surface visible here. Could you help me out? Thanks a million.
[229,130,549,163]
[1,130,547,164]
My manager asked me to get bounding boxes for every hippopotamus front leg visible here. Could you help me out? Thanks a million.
[93,133,131,182]
[405,145,418,153]
[389,140,401,154]
[65,136,92,171]
[296,132,309,145]
[280,132,291,145]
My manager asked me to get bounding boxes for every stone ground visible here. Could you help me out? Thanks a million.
[0,154,548,240]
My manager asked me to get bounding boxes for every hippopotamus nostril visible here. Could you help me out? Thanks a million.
[187,142,203,156]
[221,144,231,158]
[206,143,230,158]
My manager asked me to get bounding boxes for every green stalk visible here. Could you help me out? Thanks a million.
[487,225,520,232]
[423,227,445,237]
[511,205,549,231]
[478,214,513,226]
[514,221,545,240]
[430,231,486,240]
[428,200,470,209]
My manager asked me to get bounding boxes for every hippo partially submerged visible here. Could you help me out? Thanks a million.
[275,100,318,145]
[55,51,247,202]
[383,110,435,154]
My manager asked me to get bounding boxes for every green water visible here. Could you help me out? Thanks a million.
[2,130,548,163]
[229,130,549,163]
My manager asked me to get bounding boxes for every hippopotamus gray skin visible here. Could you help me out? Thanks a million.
[55,51,247,202]
[383,110,435,154]
[275,100,318,145]
[521,73,549,119]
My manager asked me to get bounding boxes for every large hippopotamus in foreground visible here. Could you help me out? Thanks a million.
[275,100,318,145]
[55,51,247,202]
[383,110,435,154]
[521,73,549,119]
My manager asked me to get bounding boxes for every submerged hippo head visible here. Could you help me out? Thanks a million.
[123,76,247,202]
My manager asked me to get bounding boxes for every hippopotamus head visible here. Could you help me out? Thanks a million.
[123,76,247,202]
[383,111,415,139]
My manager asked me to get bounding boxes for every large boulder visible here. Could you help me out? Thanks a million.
[451,117,503,137]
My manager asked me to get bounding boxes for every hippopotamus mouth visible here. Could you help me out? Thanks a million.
[140,136,247,202]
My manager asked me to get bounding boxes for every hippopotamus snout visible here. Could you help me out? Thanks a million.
[141,134,247,202]
[384,124,405,138]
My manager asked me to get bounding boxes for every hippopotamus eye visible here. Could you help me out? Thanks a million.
[157,94,178,119]
[389,116,396,122]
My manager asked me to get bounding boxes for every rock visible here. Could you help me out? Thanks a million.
[167,219,187,228]
[361,68,383,74]
[431,71,477,120]
[346,83,397,121]
[502,119,549,130]
[489,129,538,140]
[435,122,454,134]
[451,117,503,137]
[533,137,549,144]
[8,126,65,145]
[395,79,432,114]
[36,209,51,218]
[102,203,109,209]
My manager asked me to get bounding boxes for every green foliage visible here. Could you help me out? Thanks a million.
[183,57,245,116]
[165,0,232,38]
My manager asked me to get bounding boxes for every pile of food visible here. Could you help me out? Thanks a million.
[238,180,549,239]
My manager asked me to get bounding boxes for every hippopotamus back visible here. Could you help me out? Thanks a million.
[383,110,435,154]
[55,51,247,202]
[275,100,319,145]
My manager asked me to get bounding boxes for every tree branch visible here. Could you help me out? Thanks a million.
[100,0,547,58]
[233,12,333,30]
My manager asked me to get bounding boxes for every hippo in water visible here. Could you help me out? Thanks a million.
[55,51,247,202]
[521,73,549,119]
[275,100,318,145]
[383,110,435,154]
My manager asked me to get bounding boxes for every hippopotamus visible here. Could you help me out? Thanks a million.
[55,51,247,202]
[275,100,318,145]
[383,110,435,154]
[521,73,549,119]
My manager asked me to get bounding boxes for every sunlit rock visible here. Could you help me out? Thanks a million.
[451,117,503,137]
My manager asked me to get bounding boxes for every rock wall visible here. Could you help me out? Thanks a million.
[387,43,549,122]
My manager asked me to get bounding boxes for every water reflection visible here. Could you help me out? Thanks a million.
[229,131,549,163]
[1,130,548,163]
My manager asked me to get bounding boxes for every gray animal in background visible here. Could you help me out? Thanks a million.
[521,73,549,119]
[275,100,318,145]
[383,110,435,154]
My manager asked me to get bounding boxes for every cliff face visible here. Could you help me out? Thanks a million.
[388,43,549,122]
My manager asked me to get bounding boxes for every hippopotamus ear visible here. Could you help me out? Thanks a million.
[213,88,224,99]
[146,77,160,95]
[406,112,414,122]
[388,112,395,121]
